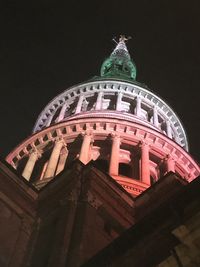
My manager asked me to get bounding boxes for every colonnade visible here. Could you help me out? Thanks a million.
[21,132,176,185]
[43,92,173,139]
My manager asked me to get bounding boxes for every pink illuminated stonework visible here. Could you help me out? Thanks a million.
[6,37,200,196]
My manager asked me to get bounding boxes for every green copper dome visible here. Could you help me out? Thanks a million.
[100,36,137,81]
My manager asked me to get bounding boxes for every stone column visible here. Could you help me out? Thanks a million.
[75,95,84,114]
[165,155,175,173]
[79,131,93,164]
[56,146,69,175]
[95,91,103,110]
[40,161,48,180]
[166,120,172,138]
[109,134,121,176]
[22,149,41,181]
[140,142,150,185]
[153,106,159,127]
[44,137,65,178]
[58,103,69,122]
[46,114,53,127]
[134,96,142,117]
[116,92,123,111]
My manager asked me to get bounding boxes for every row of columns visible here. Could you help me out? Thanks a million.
[47,93,173,139]
[21,133,176,185]
[108,137,152,185]
[21,132,94,181]
[108,136,175,185]
[44,138,66,178]
[22,137,67,181]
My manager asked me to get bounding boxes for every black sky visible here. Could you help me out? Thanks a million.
[0,0,199,161]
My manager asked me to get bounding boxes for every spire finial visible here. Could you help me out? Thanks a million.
[100,35,137,80]
[119,35,132,43]
[111,35,131,57]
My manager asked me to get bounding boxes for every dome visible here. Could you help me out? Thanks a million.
[100,36,136,80]
[6,36,200,196]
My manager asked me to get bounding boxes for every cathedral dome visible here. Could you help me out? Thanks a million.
[6,36,200,195]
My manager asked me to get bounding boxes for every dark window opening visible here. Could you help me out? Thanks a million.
[119,163,132,177]
[17,157,28,175]
[52,106,62,123]
[104,95,116,110]
[65,99,78,117]
[95,159,109,173]
[122,96,135,114]
[85,96,96,111]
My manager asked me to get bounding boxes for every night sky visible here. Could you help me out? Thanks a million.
[0,1,199,162]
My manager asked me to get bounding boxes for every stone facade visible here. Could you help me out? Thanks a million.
[82,173,200,267]
[0,159,134,267]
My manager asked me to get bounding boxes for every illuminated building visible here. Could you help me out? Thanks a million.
[0,37,199,266]
[6,36,199,193]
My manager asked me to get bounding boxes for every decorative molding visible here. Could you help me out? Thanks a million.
[32,80,188,150]
[7,117,199,184]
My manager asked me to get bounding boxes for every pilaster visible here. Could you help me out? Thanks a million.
[109,134,121,176]
[79,131,94,164]
[140,141,150,185]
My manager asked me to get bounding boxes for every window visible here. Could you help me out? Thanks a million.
[119,163,132,177]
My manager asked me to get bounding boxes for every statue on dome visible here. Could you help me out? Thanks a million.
[119,35,132,43]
